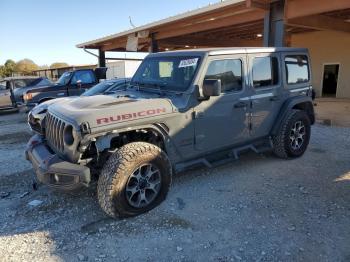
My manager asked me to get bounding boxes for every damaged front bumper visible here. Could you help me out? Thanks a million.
[25,135,91,191]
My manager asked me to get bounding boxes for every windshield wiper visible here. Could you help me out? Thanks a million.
[130,81,167,95]
[130,81,146,91]
[146,82,168,95]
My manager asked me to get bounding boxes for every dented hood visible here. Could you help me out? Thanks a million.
[48,93,175,130]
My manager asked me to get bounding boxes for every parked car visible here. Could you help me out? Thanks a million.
[27,78,131,134]
[81,78,130,97]
[23,68,107,109]
[0,76,52,110]
[26,47,315,218]
[13,77,53,105]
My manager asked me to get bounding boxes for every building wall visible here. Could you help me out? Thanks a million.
[124,61,142,78]
[291,31,350,98]
[106,61,125,79]
[106,60,142,79]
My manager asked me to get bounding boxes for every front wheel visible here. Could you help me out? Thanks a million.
[97,142,172,218]
[272,109,311,159]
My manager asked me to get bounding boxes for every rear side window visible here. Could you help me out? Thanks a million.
[205,59,242,93]
[252,56,279,88]
[285,55,310,85]
[71,70,95,84]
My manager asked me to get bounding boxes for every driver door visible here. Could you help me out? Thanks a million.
[194,55,251,153]
[68,70,96,96]
[0,81,14,108]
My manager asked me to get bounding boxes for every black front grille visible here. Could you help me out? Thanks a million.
[45,113,66,153]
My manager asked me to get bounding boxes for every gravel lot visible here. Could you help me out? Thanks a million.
[0,112,350,262]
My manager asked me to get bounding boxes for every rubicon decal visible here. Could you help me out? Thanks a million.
[96,108,167,125]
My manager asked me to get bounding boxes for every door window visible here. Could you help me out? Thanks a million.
[205,59,243,93]
[285,55,309,85]
[252,57,279,88]
[71,70,95,84]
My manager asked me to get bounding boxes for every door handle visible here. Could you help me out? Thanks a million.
[234,101,247,108]
[270,96,280,101]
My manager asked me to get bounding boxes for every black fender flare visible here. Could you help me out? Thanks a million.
[91,123,180,161]
[271,96,315,136]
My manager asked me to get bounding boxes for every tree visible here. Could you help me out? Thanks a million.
[0,59,17,77]
[50,62,69,69]
[0,65,5,78]
[4,59,16,76]
[15,59,39,75]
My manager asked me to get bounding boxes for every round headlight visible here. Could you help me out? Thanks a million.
[64,125,74,146]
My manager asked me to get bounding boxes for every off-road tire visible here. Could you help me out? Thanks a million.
[272,109,311,159]
[97,142,172,218]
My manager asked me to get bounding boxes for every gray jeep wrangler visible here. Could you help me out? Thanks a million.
[26,47,315,218]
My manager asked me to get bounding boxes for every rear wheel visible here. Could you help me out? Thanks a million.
[272,109,311,159]
[97,142,172,218]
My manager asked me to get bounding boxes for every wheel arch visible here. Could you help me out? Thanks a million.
[94,123,172,154]
[271,96,315,136]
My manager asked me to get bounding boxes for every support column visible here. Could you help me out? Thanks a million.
[98,49,106,67]
[150,33,159,53]
[263,0,286,47]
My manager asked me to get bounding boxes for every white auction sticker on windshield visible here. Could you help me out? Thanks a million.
[178,58,199,68]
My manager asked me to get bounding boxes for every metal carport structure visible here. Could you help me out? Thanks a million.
[76,0,350,98]
[77,0,350,67]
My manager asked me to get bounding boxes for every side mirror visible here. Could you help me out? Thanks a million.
[76,80,82,88]
[202,79,221,97]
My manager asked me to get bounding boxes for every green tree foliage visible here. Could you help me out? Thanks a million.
[15,59,39,75]
[0,66,5,78]
[50,62,69,69]
[4,60,16,75]
[0,59,17,77]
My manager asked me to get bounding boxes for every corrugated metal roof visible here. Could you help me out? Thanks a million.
[76,0,245,48]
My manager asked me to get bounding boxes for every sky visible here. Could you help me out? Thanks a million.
[0,0,218,67]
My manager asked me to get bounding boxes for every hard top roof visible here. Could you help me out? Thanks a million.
[148,47,308,57]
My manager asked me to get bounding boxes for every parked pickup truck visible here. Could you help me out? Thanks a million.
[0,76,52,110]
[23,68,107,109]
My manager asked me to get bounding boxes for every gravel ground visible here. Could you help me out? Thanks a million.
[0,112,350,262]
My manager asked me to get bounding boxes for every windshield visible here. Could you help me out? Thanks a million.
[12,79,37,88]
[82,81,120,96]
[56,72,72,85]
[131,56,201,92]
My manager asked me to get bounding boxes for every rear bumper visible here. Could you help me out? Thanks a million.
[25,135,90,191]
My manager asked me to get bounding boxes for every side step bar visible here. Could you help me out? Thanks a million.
[174,138,273,173]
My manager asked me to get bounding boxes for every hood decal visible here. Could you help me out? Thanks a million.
[97,108,168,125]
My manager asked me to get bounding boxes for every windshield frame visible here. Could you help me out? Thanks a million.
[130,55,202,93]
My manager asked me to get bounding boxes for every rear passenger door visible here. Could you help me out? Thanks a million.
[68,70,96,96]
[248,53,283,138]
